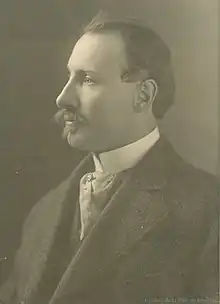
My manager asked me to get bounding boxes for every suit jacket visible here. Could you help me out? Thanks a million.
[0,137,219,304]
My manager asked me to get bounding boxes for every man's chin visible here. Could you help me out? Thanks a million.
[66,130,88,151]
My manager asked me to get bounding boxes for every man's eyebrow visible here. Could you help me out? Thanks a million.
[67,66,99,76]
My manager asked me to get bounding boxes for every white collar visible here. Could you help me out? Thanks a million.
[92,127,160,174]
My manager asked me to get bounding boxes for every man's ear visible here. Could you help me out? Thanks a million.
[133,79,158,113]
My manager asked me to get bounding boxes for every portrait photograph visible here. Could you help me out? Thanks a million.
[0,1,219,303]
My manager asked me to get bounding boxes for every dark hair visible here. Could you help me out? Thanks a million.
[82,11,175,119]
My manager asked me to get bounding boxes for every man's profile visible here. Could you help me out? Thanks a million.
[0,11,218,304]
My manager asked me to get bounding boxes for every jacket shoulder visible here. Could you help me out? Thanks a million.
[161,152,219,243]
[23,176,72,233]
[23,154,92,232]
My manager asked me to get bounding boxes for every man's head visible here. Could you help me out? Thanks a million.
[55,12,175,152]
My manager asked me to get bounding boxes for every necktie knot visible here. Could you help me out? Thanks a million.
[79,171,117,240]
[81,173,96,186]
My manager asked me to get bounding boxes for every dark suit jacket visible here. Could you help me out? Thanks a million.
[0,137,219,304]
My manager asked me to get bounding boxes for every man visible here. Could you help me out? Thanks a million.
[0,12,218,304]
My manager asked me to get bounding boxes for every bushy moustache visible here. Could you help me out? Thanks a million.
[52,108,73,127]
[52,108,87,139]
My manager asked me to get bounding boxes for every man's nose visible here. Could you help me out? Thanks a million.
[56,79,79,109]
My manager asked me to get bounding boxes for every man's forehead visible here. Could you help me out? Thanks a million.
[67,32,127,73]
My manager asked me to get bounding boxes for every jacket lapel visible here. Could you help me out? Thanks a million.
[49,137,177,303]
[17,154,93,303]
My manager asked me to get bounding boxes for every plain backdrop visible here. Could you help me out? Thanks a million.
[0,0,218,282]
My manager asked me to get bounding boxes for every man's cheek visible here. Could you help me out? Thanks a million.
[87,97,108,118]
[79,100,98,121]
[82,104,105,128]
[81,86,105,102]
[81,89,104,110]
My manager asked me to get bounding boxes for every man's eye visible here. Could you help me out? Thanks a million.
[83,75,95,85]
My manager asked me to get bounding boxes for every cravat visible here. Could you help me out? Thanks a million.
[79,171,117,240]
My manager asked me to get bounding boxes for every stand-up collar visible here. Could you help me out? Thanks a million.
[92,127,160,174]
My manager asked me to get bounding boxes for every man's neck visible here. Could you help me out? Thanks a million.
[95,123,158,155]
[93,127,160,173]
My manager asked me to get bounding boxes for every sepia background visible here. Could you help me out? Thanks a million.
[0,0,218,283]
